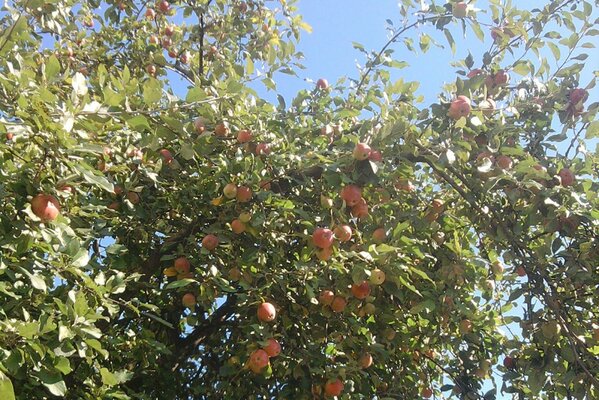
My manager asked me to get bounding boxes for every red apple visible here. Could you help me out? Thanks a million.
[351,198,369,219]
[263,338,281,357]
[237,129,253,143]
[452,2,468,18]
[459,319,473,334]
[236,186,252,202]
[448,95,471,120]
[515,266,527,277]
[194,117,206,134]
[180,51,190,64]
[330,296,346,313]
[231,219,245,234]
[182,293,196,308]
[316,78,329,90]
[249,349,269,372]
[164,25,175,37]
[333,225,352,242]
[324,379,343,397]
[569,88,588,105]
[145,8,156,19]
[202,234,219,251]
[313,228,334,249]
[369,149,382,162]
[214,122,229,137]
[6,132,14,141]
[359,353,373,369]
[558,168,575,186]
[319,290,335,305]
[422,387,433,398]
[223,183,238,199]
[316,246,333,261]
[127,192,140,204]
[467,68,483,78]
[494,70,510,86]
[351,281,371,299]
[340,184,362,207]
[372,228,386,243]
[159,148,173,163]
[157,0,170,13]
[149,35,159,44]
[255,142,271,155]
[146,65,157,76]
[503,356,516,369]
[31,194,61,221]
[257,302,276,322]
[174,257,190,273]
[496,155,513,170]
[161,37,172,49]
[353,142,371,160]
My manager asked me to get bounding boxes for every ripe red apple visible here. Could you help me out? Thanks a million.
[180,51,190,64]
[237,129,253,143]
[319,290,335,306]
[161,37,172,49]
[558,168,575,186]
[255,142,271,155]
[159,148,173,163]
[496,155,513,170]
[447,95,471,120]
[249,349,269,372]
[231,219,245,234]
[6,132,14,141]
[359,353,373,369]
[503,356,515,369]
[369,149,382,162]
[369,268,386,285]
[257,302,276,322]
[214,122,229,137]
[459,319,473,334]
[164,25,175,37]
[351,281,371,300]
[421,387,433,398]
[372,228,386,243]
[118,2,126,10]
[238,1,248,13]
[149,35,159,45]
[223,183,238,199]
[330,296,346,313]
[351,198,369,219]
[467,68,483,78]
[333,225,352,242]
[146,65,157,76]
[263,338,281,357]
[182,293,196,308]
[452,2,468,18]
[340,184,362,207]
[157,0,170,13]
[194,117,206,134]
[515,266,527,277]
[324,379,343,397]
[107,201,120,210]
[313,228,334,249]
[353,142,371,160]
[316,78,329,90]
[174,257,190,273]
[569,88,588,105]
[202,234,219,251]
[127,191,140,204]
[236,186,252,202]
[31,194,61,221]
[145,8,156,19]
[167,49,177,58]
[316,247,333,261]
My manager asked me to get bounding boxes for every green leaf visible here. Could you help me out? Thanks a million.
[143,78,162,104]
[585,121,599,138]
[30,274,47,291]
[75,164,114,192]
[100,368,119,386]
[0,372,15,400]
[164,279,195,290]
[39,370,67,397]
[45,55,61,80]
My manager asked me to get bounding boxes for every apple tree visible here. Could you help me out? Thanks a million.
[0,0,598,398]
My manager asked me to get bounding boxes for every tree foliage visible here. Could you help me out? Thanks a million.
[0,0,598,398]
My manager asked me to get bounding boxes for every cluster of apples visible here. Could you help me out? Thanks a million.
[246,302,280,373]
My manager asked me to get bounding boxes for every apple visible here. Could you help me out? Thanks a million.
[249,349,269,372]
[353,142,371,160]
[149,35,159,45]
[257,302,276,322]
[491,27,505,43]
[316,247,333,261]
[236,186,252,202]
[319,290,335,305]
[167,49,177,58]
[515,266,527,277]
[330,296,346,313]
[494,70,510,86]
[467,68,483,78]
[214,122,229,137]
[503,356,516,369]
[231,219,245,234]
[127,192,140,204]
[161,37,172,49]
[491,261,504,275]
[422,387,433,398]
[320,194,333,209]
[351,281,371,299]
[83,18,94,28]
[369,268,386,285]
[159,148,173,163]
[31,194,61,221]
[238,1,248,13]
[145,64,157,76]
[340,184,362,207]
[180,51,190,64]
[239,212,252,223]
[182,293,196,308]
[359,353,373,369]
[452,2,468,18]
[333,225,352,242]
[569,88,588,105]
[164,25,175,36]
[202,234,219,251]
[6,132,14,141]
[316,78,329,90]
[372,228,386,243]
[431,199,444,213]
[558,168,575,186]
[313,228,334,248]
[263,338,281,357]
[157,0,170,13]
[351,198,369,219]
[174,257,190,273]
[541,321,561,340]
[118,2,126,10]
[237,129,253,143]
[447,95,471,120]
[496,155,513,170]
[459,319,473,334]
[255,142,271,155]
[228,267,241,281]
[107,201,120,210]
[194,117,206,134]
[324,379,343,397]
[369,149,382,162]
[145,8,156,19]
[223,183,238,199]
